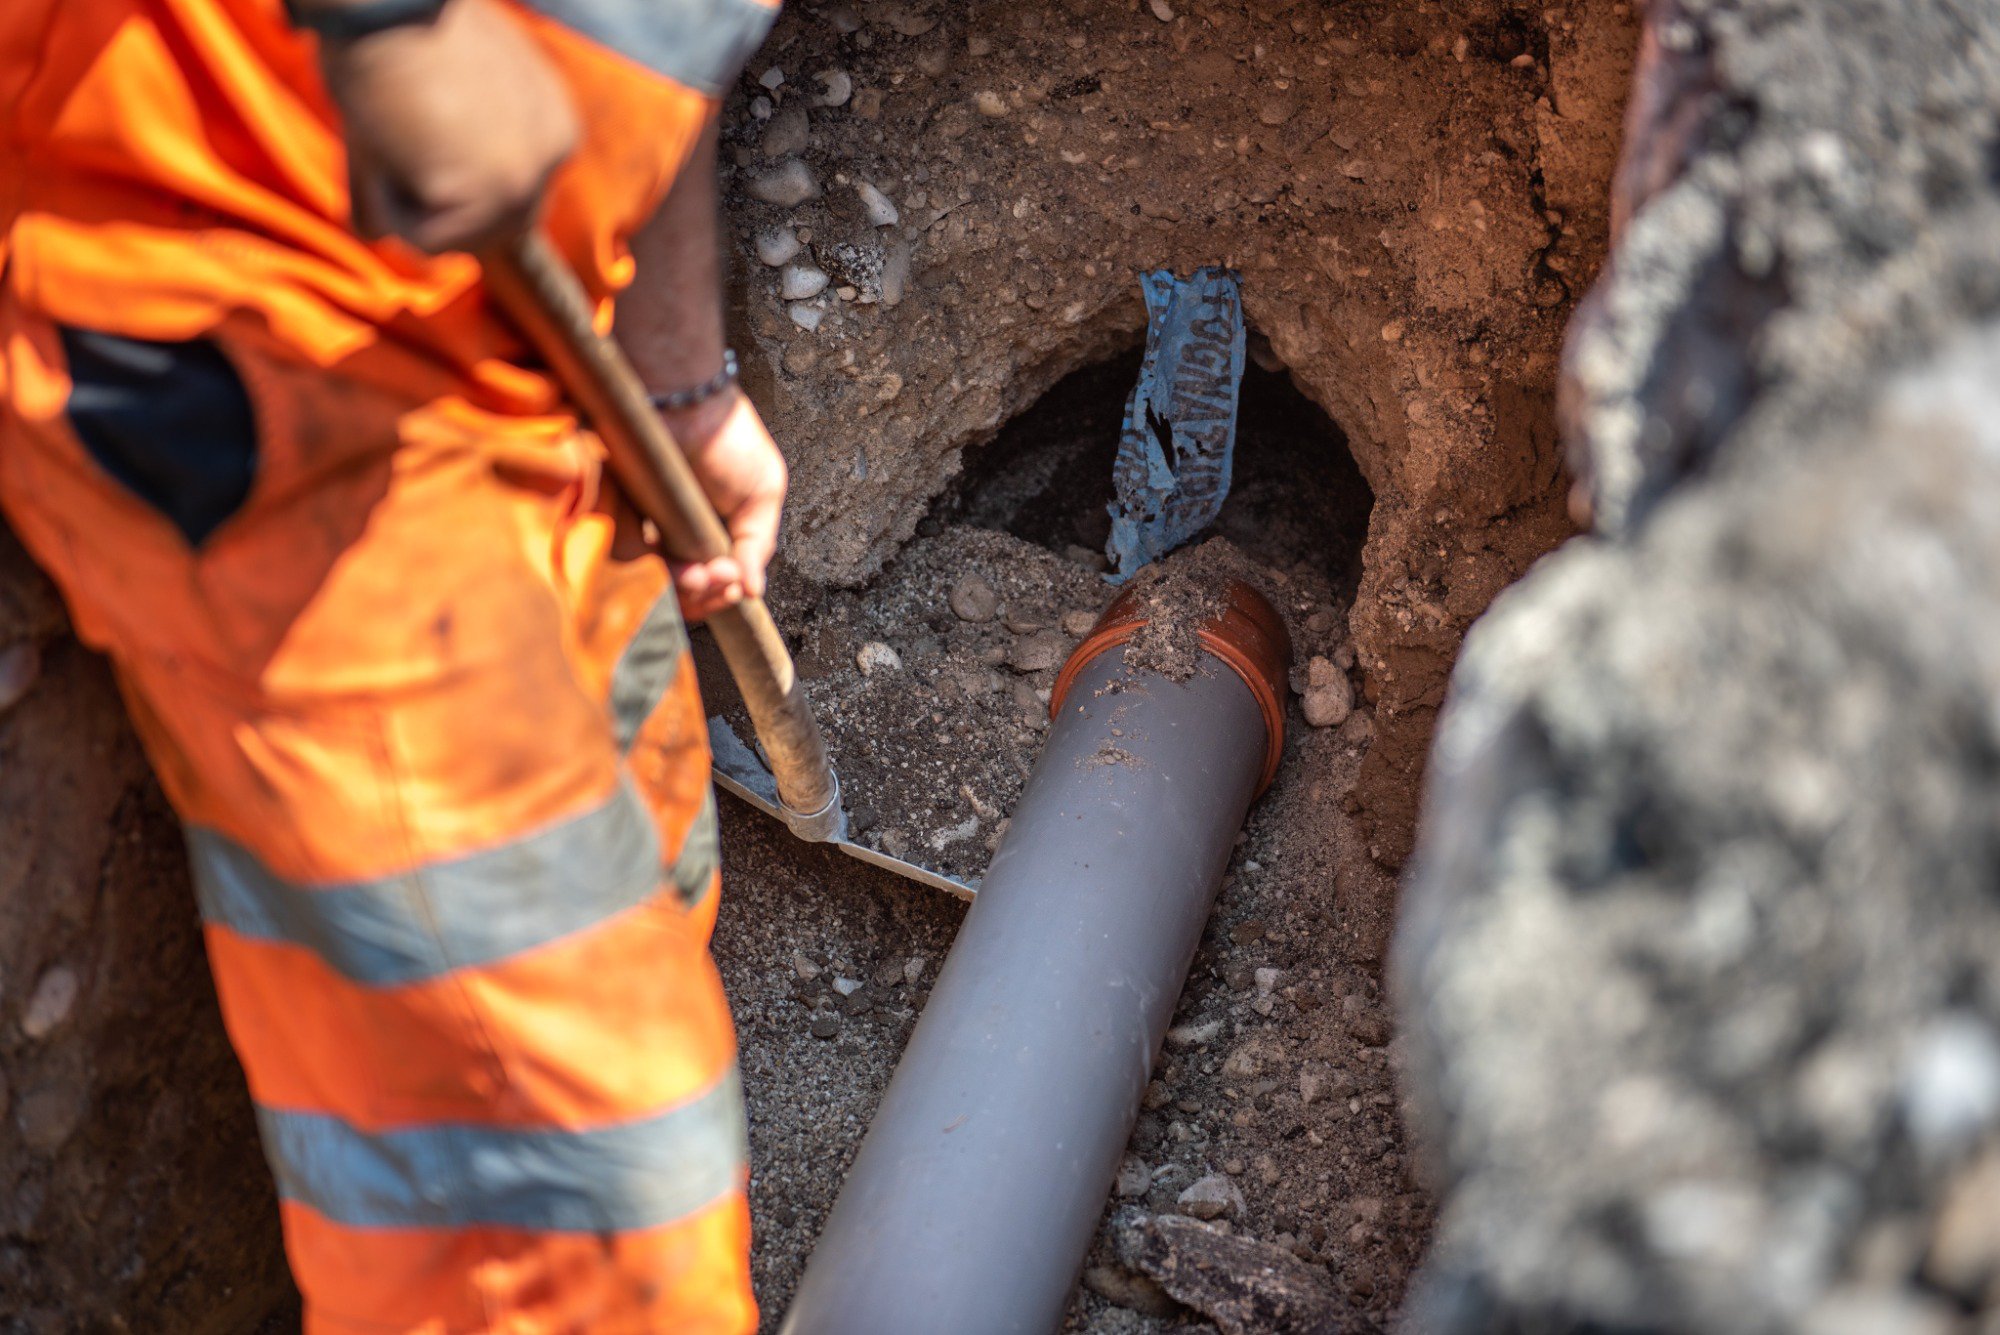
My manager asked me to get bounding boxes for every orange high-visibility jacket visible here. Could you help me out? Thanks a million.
[0,2,776,1330]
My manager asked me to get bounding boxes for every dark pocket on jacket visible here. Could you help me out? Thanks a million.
[59,326,257,547]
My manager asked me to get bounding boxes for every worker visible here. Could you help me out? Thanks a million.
[0,0,789,1329]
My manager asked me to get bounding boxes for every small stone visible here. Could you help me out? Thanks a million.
[757,66,785,90]
[1064,544,1109,572]
[852,88,883,120]
[0,641,41,715]
[755,226,802,267]
[788,302,824,332]
[1254,967,1282,996]
[856,641,902,675]
[974,90,1010,118]
[856,181,900,227]
[809,1015,840,1040]
[1143,1080,1172,1110]
[1061,609,1098,637]
[1177,1173,1245,1221]
[824,5,860,33]
[1256,1154,1281,1186]
[903,956,927,985]
[832,976,863,997]
[746,159,822,208]
[1221,1044,1263,1081]
[20,966,78,1041]
[882,6,937,36]
[760,105,810,158]
[1148,0,1175,20]
[749,95,773,120]
[792,952,821,980]
[1117,1156,1152,1198]
[17,1081,84,1153]
[782,341,818,376]
[1930,1150,2000,1297]
[780,264,830,301]
[1304,608,1338,636]
[814,69,853,108]
[1302,657,1352,729]
[1223,1158,1245,1176]
[1352,1012,1392,1047]
[966,32,993,57]
[1167,1018,1224,1048]
[1299,1069,1324,1105]
[1082,1264,1183,1318]
[1256,95,1295,126]
[948,574,998,623]
[1380,319,1405,343]
[1007,631,1067,673]
[880,240,911,308]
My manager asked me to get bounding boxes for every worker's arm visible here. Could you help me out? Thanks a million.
[296,0,580,253]
[615,116,789,621]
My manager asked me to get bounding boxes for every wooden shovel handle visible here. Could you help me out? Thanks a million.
[483,230,838,821]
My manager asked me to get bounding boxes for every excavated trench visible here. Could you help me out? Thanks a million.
[0,2,1636,1330]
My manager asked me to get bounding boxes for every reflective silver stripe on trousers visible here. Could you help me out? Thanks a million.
[258,1069,748,1231]
[521,0,779,96]
[187,777,720,987]
[610,589,689,753]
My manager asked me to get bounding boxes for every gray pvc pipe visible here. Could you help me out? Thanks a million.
[780,638,1271,1335]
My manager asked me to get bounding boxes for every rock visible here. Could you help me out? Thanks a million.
[974,90,1010,118]
[787,303,823,332]
[855,641,902,675]
[1300,655,1352,728]
[1167,1018,1223,1048]
[1082,1264,1183,1318]
[831,976,862,998]
[1148,0,1175,20]
[881,6,937,37]
[1116,1156,1152,1198]
[0,640,40,715]
[1006,630,1066,673]
[903,956,927,985]
[756,66,784,90]
[1122,1214,1344,1335]
[1350,1012,1390,1047]
[813,69,853,108]
[759,106,810,159]
[879,240,912,307]
[20,965,78,1040]
[780,264,829,301]
[947,573,997,623]
[792,952,821,980]
[1176,1173,1245,1221]
[822,5,859,34]
[745,158,821,207]
[809,1014,840,1040]
[1925,1148,2000,1297]
[755,226,802,267]
[855,181,899,227]
[1061,608,1098,637]
[1255,967,1282,996]
[16,1079,86,1154]
[1221,1043,1263,1081]
[782,341,817,376]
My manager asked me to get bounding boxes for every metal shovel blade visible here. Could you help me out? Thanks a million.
[707,716,978,900]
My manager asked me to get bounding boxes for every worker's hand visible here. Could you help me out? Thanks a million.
[311,0,579,254]
[661,387,789,621]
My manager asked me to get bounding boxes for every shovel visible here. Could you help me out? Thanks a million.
[483,230,975,900]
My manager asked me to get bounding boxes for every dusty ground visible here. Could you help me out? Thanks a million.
[0,0,1632,1327]
[712,364,1421,1330]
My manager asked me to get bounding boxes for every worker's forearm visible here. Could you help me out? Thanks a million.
[615,115,735,437]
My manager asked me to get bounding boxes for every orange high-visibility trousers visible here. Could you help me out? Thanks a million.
[0,1,777,1329]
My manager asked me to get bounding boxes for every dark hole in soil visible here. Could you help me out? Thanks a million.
[937,349,1374,597]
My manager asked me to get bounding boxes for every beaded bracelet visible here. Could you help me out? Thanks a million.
[648,350,740,414]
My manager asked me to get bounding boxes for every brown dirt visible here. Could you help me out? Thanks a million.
[707,359,1416,1330]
